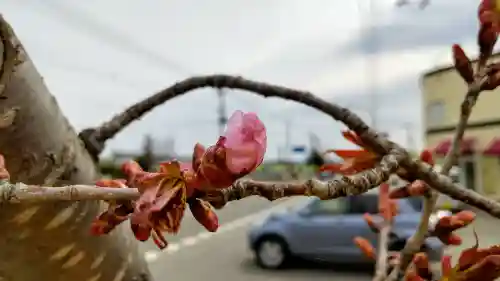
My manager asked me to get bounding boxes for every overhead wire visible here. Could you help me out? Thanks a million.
[33,0,259,111]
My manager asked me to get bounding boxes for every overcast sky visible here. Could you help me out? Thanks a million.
[0,0,481,160]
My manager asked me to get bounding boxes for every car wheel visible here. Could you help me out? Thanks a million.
[255,236,289,269]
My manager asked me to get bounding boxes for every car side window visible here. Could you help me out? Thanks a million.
[348,195,379,214]
[308,198,347,215]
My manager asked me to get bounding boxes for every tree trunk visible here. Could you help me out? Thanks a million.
[0,15,152,281]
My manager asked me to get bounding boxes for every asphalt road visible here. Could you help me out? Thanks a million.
[138,196,372,281]
[137,198,500,281]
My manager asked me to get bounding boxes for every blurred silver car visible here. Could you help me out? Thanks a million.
[248,194,445,269]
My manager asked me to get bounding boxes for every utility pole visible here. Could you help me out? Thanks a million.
[217,88,227,136]
[402,122,415,150]
[284,119,291,162]
[367,0,379,130]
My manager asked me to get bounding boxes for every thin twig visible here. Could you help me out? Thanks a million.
[207,151,403,207]
[373,222,392,281]
[386,77,485,280]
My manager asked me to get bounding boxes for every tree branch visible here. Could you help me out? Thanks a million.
[373,222,392,281]
[0,151,404,205]
[78,74,500,221]
[79,75,385,158]
[386,71,487,280]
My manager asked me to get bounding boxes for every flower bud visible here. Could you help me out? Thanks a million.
[452,44,475,84]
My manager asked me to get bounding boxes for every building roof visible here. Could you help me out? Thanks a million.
[423,51,500,78]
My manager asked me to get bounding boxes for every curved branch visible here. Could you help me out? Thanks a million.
[81,75,500,220]
[80,74,381,157]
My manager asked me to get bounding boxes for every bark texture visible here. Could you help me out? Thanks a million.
[0,15,152,281]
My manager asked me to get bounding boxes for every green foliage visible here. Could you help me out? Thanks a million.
[98,160,124,179]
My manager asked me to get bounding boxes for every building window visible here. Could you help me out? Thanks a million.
[426,100,445,127]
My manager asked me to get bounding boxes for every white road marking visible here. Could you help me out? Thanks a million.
[165,243,180,253]
[144,198,304,263]
[144,251,160,263]
[180,236,198,247]
[197,232,214,240]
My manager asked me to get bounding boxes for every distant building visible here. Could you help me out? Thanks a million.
[422,52,500,198]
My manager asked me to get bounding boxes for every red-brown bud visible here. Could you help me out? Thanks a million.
[363,213,380,233]
[419,149,435,166]
[452,44,475,84]
[478,22,498,65]
[353,237,376,260]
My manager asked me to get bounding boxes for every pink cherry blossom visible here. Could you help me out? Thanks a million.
[223,110,267,174]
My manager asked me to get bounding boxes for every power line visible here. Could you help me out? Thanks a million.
[36,57,158,91]
[31,1,261,131]
[36,0,192,75]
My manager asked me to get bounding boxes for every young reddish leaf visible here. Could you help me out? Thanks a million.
[342,130,366,147]
[90,205,131,236]
[321,131,380,175]
[121,160,190,249]
[441,255,454,278]
[318,163,343,173]
[419,149,435,166]
[353,237,376,260]
[440,228,500,281]
[459,255,500,281]
[323,149,379,175]
[452,44,475,84]
[89,178,134,236]
[188,198,219,232]
[457,229,482,270]
[363,213,380,233]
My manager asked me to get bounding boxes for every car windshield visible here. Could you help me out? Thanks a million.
[350,194,422,214]
[296,195,423,215]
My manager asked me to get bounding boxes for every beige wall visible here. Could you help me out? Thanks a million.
[422,54,500,196]
[422,68,500,129]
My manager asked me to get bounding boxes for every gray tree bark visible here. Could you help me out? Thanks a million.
[0,15,152,281]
